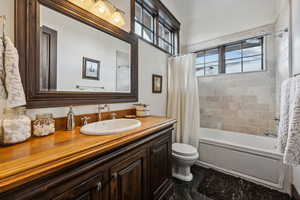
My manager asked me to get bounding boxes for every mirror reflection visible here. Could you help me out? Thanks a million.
[39,5,131,93]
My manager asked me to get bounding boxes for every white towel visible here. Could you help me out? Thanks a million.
[1,37,26,108]
[283,76,300,165]
[278,78,293,153]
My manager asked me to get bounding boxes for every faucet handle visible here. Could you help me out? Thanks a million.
[98,104,109,112]
[81,116,90,126]
[111,113,117,120]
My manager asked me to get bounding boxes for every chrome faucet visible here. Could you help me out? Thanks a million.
[97,104,109,121]
[81,116,91,126]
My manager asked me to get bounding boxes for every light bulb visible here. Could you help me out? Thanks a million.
[112,10,125,27]
[68,0,93,10]
[97,0,108,14]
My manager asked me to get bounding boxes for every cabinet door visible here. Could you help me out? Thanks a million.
[53,175,104,200]
[150,134,172,199]
[110,149,148,200]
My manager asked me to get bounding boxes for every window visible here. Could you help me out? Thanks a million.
[134,0,180,55]
[196,37,264,77]
[158,22,175,54]
[134,2,155,43]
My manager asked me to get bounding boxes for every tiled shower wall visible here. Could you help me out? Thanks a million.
[194,25,278,136]
[198,70,277,135]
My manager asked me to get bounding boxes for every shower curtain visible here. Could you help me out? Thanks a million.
[167,54,200,148]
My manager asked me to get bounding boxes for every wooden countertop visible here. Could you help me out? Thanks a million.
[0,116,176,193]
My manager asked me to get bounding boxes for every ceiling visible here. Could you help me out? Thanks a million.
[162,0,280,46]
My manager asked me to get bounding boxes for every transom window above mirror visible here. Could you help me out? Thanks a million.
[134,0,180,55]
[134,2,155,43]
[195,37,264,77]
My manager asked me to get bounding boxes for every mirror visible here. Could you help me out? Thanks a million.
[15,0,138,108]
[40,5,131,93]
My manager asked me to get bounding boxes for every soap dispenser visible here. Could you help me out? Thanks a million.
[66,106,76,130]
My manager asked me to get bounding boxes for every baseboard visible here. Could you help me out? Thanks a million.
[292,185,300,200]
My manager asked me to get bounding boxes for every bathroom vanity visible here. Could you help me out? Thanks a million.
[0,116,176,200]
[0,0,179,198]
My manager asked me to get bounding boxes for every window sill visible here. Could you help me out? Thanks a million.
[196,69,268,78]
[136,35,174,56]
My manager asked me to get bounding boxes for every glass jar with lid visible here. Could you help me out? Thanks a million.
[0,107,31,145]
[33,113,55,137]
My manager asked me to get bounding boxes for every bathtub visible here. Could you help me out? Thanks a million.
[197,128,291,193]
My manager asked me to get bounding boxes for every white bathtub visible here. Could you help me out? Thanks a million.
[197,128,291,193]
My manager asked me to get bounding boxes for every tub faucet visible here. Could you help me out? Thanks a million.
[98,104,109,121]
[264,131,277,138]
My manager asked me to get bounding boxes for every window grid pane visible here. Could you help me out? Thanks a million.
[143,9,153,30]
[196,38,263,77]
[135,3,142,22]
[134,22,142,36]
[241,38,263,71]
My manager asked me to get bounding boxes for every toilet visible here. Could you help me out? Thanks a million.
[172,143,199,182]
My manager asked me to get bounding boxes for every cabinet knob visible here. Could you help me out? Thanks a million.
[97,181,102,191]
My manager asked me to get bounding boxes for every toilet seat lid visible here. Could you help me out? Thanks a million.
[172,143,197,157]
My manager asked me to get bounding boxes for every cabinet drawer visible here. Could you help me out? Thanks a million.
[53,174,104,200]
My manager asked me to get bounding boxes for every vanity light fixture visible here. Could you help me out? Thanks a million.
[93,0,126,27]
[68,0,126,27]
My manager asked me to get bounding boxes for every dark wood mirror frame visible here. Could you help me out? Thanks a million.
[15,0,138,108]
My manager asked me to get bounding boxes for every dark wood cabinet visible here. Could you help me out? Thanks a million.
[53,175,104,200]
[110,149,148,200]
[0,126,174,200]
[150,135,172,199]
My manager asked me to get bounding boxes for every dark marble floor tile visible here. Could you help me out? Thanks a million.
[173,165,291,200]
[173,166,214,200]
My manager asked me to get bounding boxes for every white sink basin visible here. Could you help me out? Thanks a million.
[80,119,142,135]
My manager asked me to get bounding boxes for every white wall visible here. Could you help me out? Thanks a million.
[0,0,14,115]
[0,0,14,41]
[292,0,300,76]
[274,0,291,116]
[138,40,168,116]
[291,0,300,193]
[0,0,178,119]
[181,0,278,48]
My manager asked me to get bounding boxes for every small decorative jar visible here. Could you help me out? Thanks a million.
[134,104,150,111]
[33,114,55,137]
[134,104,150,117]
[0,107,31,145]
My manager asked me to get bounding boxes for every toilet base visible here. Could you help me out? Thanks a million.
[172,165,194,182]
